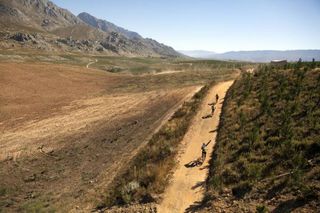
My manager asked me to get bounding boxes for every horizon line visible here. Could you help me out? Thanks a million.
[178,49,320,54]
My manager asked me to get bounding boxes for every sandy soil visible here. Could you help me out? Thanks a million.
[157,81,234,213]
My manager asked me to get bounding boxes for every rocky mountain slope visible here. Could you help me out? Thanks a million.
[0,0,80,31]
[78,12,142,40]
[0,0,181,57]
[78,12,180,57]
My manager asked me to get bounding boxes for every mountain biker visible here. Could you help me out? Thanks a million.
[216,94,219,103]
[201,140,211,163]
[211,104,216,115]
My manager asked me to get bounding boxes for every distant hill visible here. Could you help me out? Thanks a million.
[179,50,217,58]
[180,50,320,62]
[0,0,181,57]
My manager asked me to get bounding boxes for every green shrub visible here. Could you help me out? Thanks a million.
[0,187,6,197]
[256,205,268,213]
[222,167,239,184]
[232,181,252,198]
[209,176,222,190]
[246,163,263,181]
[20,199,55,213]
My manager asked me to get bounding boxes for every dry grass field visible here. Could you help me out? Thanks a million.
[0,54,239,212]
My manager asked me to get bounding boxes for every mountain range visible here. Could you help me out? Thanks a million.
[1,0,318,61]
[179,50,320,62]
[0,0,181,57]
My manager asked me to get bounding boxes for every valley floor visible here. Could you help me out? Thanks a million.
[0,62,200,211]
[0,60,237,211]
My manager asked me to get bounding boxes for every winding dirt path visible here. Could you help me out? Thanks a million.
[86,59,98,68]
[157,80,234,213]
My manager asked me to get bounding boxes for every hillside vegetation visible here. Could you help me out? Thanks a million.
[202,62,320,212]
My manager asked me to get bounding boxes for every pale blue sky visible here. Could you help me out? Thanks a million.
[52,0,320,52]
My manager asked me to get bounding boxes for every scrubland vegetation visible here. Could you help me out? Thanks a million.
[202,61,320,212]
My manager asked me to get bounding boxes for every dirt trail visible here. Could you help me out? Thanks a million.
[86,59,98,68]
[153,70,185,75]
[157,80,234,213]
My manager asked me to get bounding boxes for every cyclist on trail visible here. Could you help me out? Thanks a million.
[201,140,211,163]
[216,94,219,103]
[211,104,216,115]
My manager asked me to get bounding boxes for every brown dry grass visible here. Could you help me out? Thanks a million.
[0,59,238,212]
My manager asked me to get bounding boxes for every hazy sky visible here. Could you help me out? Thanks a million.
[52,0,320,53]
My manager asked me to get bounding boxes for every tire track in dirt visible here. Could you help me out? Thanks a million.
[0,88,197,161]
[157,80,234,213]
[86,59,98,68]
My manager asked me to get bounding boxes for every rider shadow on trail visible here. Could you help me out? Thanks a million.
[191,181,205,190]
[201,114,212,119]
[185,200,207,213]
[185,192,214,213]
[184,158,203,168]
[199,165,209,170]
[209,129,217,133]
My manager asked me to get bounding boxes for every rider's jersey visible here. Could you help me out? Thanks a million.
[201,144,207,153]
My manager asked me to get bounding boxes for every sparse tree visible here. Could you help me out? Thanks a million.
[311,58,316,69]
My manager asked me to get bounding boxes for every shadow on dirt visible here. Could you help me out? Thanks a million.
[272,198,308,213]
[185,159,203,168]
[184,194,213,213]
[209,129,217,133]
[191,181,205,190]
[185,201,203,213]
[199,165,209,170]
[202,114,212,119]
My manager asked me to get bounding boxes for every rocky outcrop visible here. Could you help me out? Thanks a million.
[0,3,19,16]
[78,12,142,40]
[78,12,181,57]
[10,32,35,42]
